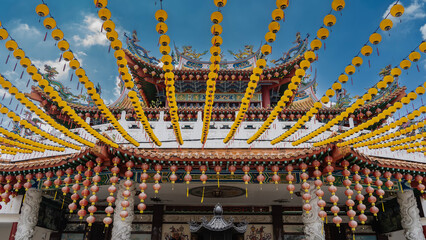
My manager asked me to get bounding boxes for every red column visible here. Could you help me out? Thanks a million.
[261,87,270,108]
[9,222,17,240]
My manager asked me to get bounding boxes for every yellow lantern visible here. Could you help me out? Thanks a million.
[368,88,378,96]
[103,20,115,32]
[304,51,315,62]
[5,40,17,51]
[379,19,393,31]
[212,36,223,46]
[408,51,421,62]
[323,14,336,27]
[361,45,373,56]
[276,0,289,9]
[419,41,426,53]
[214,0,227,7]
[114,49,125,60]
[272,9,284,21]
[63,51,74,61]
[27,65,37,76]
[326,89,335,97]
[79,76,88,84]
[369,33,382,45]
[57,40,69,51]
[75,68,86,78]
[416,86,425,95]
[321,96,330,104]
[94,0,108,7]
[400,59,411,70]
[317,27,329,40]
[407,92,417,100]
[265,32,276,43]
[390,4,404,17]
[156,22,168,34]
[43,17,56,30]
[295,69,305,78]
[155,9,168,22]
[13,48,25,60]
[98,7,111,21]
[401,97,410,105]
[51,29,64,41]
[300,60,310,70]
[106,30,117,42]
[391,67,401,77]
[211,24,222,36]
[345,65,356,75]
[36,4,49,17]
[211,11,223,24]
[383,75,393,84]
[20,57,31,68]
[268,21,280,33]
[111,39,122,50]
[69,59,80,69]
[338,74,348,83]
[351,56,363,67]
[0,29,8,40]
[310,39,322,50]
[261,44,272,55]
[332,0,345,11]
[332,82,342,91]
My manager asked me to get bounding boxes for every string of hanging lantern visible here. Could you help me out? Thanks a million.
[0,125,63,151]
[271,2,405,146]
[339,107,424,149]
[35,2,139,147]
[223,0,289,144]
[0,25,119,148]
[0,75,98,149]
[95,3,161,146]
[315,74,426,147]
[200,0,226,144]
[153,1,183,145]
[248,0,345,144]
[296,40,422,146]
[0,135,44,152]
[0,102,81,150]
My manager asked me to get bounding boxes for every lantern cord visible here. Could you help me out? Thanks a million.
[201,186,205,203]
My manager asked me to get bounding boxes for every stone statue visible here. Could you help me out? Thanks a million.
[15,189,42,240]
[397,190,426,240]
[111,180,136,240]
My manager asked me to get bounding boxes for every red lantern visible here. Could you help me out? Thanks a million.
[256,165,265,185]
[214,165,222,188]
[271,165,280,184]
[184,165,192,197]
[416,175,425,193]
[228,165,236,175]
[286,164,295,195]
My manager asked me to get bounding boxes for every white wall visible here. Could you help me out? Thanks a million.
[33,226,52,240]
[0,223,12,240]
[386,230,406,240]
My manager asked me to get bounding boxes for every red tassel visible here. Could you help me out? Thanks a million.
[63,63,66,72]
[417,64,420,72]
[108,45,111,53]
[5,54,9,64]
[13,62,17,71]
[20,70,24,79]
[77,82,80,90]
[351,77,353,85]
[26,79,30,88]
[368,59,371,68]
[376,47,380,56]
[70,74,73,82]
[59,54,62,62]
[324,42,326,51]
[44,32,47,41]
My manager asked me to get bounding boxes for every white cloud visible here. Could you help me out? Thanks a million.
[9,23,42,39]
[31,53,84,83]
[383,0,426,22]
[72,15,109,47]
[0,89,11,100]
[421,23,426,39]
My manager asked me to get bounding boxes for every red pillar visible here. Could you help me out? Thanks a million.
[9,222,17,240]
[261,87,270,108]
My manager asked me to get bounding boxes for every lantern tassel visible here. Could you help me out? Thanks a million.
[13,62,17,71]
[23,192,26,203]
[400,181,404,193]
[59,53,62,62]
[63,63,66,72]
[417,64,420,72]
[353,233,355,240]
[44,32,47,41]
[217,176,220,188]
[187,186,189,197]
[368,59,371,68]
[20,70,24,79]
[245,187,248,198]
[5,54,10,64]
[324,42,326,51]
[108,45,111,53]
[54,190,57,200]
[70,73,73,82]
[376,47,380,56]
[201,186,205,203]
[26,79,30,88]
[382,202,385,212]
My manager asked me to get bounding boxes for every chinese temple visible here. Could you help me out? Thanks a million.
[0,1,426,240]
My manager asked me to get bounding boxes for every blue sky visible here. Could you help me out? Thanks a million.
[0,0,425,125]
